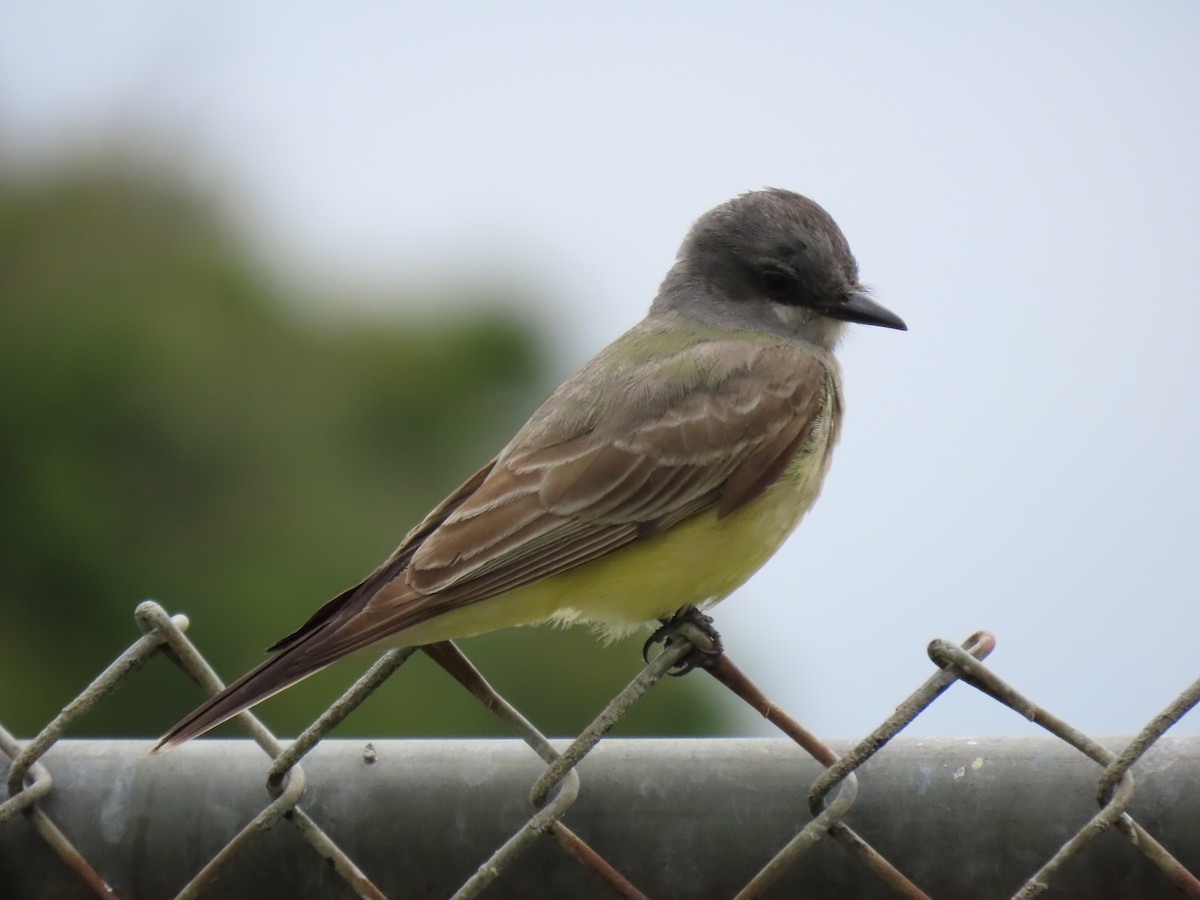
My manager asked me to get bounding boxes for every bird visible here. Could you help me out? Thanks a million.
[154,188,906,751]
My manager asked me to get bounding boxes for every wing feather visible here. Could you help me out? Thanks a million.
[404,342,831,596]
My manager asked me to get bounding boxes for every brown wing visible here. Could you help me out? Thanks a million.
[322,340,833,643]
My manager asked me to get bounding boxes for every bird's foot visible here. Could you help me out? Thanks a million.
[642,607,724,675]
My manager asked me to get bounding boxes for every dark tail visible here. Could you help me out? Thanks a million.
[151,483,487,753]
[153,569,395,753]
[152,645,330,753]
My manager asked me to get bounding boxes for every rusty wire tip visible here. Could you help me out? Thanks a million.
[641,607,723,675]
[926,630,996,672]
[961,630,997,657]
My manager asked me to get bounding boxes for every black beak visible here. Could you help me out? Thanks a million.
[824,290,907,331]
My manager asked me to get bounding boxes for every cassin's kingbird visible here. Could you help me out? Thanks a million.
[155,188,905,751]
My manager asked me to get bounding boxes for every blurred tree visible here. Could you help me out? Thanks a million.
[0,166,733,740]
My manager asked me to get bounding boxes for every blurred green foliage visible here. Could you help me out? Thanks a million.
[0,166,731,741]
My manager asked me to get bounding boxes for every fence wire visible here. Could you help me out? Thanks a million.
[2,599,1198,899]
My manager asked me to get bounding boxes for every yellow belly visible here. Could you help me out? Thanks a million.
[394,444,831,646]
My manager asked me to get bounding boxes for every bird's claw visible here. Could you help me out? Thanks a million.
[642,607,724,675]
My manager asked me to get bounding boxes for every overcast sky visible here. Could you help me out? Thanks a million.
[3,1,1198,741]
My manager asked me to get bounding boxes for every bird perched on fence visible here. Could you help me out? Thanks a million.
[155,188,906,751]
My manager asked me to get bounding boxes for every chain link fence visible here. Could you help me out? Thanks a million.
[2,599,1199,898]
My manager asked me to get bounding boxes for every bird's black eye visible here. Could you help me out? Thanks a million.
[759,268,793,298]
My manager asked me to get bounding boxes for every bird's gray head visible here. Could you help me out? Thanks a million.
[652,188,906,349]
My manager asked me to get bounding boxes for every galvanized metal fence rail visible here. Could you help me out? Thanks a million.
[2,599,1199,899]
